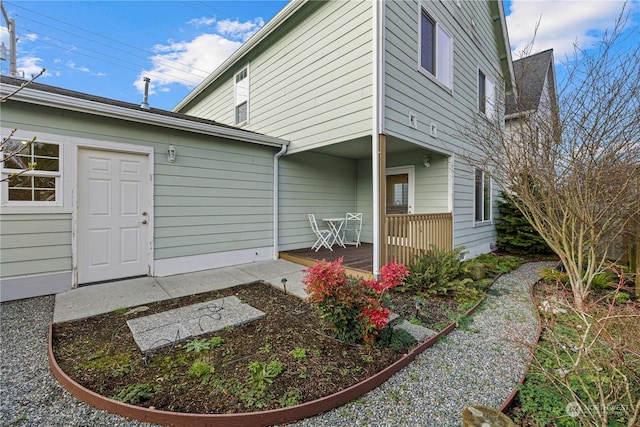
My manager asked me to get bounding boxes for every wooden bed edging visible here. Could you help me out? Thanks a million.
[49,320,455,427]
[48,273,492,427]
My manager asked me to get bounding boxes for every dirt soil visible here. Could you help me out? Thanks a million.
[52,281,468,414]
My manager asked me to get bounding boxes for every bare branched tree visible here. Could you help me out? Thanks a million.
[461,10,640,310]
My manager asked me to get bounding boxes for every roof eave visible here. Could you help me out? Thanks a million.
[1,83,288,148]
[173,0,308,112]
[491,0,516,96]
[505,109,536,120]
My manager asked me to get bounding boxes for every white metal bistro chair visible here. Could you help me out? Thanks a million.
[343,212,362,247]
[308,214,333,252]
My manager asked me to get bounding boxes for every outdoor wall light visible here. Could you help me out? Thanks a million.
[167,144,176,163]
[422,154,431,168]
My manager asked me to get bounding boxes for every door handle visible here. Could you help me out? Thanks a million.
[141,220,148,225]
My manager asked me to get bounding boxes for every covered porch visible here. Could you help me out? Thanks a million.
[278,135,453,275]
[280,212,452,275]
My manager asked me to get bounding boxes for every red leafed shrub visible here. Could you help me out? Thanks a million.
[303,257,408,345]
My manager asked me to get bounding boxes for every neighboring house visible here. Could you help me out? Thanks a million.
[0,76,287,302]
[505,49,558,135]
[174,0,514,274]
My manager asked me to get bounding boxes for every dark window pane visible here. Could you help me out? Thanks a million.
[4,154,29,170]
[421,11,435,74]
[2,139,28,168]
[236,101,247,123]
[478,70,486,113]
[8,189,32,201]
[33,142,59,158]
[34,176,56,189]
[475,170,483,222]
[8,175,32,188]
[484,175,491,220]
[34,157,59,171]
[34,189,56,202]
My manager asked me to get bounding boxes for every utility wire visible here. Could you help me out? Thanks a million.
[20,27,207,87]
[6,1,217,77]
[20,24,208,87]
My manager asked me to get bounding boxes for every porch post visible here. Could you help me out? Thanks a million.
[378,134,387,269]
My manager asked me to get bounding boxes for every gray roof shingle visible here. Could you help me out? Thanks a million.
[505,49,556,116]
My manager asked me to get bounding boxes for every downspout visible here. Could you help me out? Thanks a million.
[372,0,384,276]
[273,144,288,259]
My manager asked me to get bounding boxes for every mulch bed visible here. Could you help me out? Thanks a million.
[52,281,469,414]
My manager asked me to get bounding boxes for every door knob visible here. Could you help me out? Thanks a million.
[141,220,148,224]
[142,211,148,216]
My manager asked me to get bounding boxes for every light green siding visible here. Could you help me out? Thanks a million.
[383,0,504,250]
[0,214,72,278]
[278,152,357,251]
[1,101,278,279]
[386,149,449,214]
[181,0,374,154]
[177,0,509,255]
[356,157,374,243]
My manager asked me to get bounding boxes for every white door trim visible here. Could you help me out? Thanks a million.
[72,141,154,287]
[385,165,415,214]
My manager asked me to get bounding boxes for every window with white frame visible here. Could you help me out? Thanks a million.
[474,169,491,223]
[235,67,249,125]
[419,6,453,89]
[1,139,61,204]
[478,69,495,119]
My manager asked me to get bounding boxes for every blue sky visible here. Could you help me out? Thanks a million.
[2,0,638,111]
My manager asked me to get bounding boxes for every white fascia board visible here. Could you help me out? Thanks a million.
[505,109,536,120]
[3,85,288,148]
[493,0,516,97]
[173,0,308,112]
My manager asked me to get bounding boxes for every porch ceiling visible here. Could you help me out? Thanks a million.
[309,136,427,160]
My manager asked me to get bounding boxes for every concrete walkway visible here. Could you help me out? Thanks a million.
[53,259,308,323]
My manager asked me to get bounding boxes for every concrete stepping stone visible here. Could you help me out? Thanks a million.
[393,319,437,342]
[126,296,265,352]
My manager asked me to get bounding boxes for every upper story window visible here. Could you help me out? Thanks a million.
[419,6,453,89]
[478,69,496,119]
[474,169,491,223]
[235,67,249,125]
[1,139,61,204]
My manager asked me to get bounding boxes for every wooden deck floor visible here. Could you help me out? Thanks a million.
[280,243,374,277]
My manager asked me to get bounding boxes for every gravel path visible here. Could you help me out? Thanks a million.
[0,262,550,427]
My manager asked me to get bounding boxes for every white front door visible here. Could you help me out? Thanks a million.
[77,149,150,284]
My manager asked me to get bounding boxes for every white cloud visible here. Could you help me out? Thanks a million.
[1,25,9,46]
[506,0,630,60]
[188,16,217,27]
[216,18,264,42]
[66,60,106,77]
[134,33,241,94]
[24,33,39,42]
[133,15,267,95]
[18,56,46,78]
[67,60,91,73]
